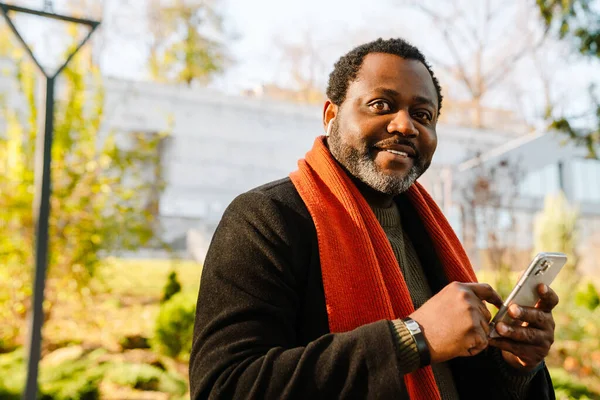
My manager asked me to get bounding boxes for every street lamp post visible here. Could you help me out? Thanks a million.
[0,3,100,399]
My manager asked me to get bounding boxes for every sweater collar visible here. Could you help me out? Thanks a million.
[370,202,401,228]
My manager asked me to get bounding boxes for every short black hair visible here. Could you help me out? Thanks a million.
[326,38,443,113]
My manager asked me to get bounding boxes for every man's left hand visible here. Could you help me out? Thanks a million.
[489,284,559,372]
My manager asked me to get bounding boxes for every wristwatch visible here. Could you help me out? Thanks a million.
[402,317,431,367]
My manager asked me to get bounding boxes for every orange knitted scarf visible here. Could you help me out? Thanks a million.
[290,136,477,399]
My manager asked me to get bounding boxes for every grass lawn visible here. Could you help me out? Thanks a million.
[97,257,203,298]
[42,258,202,353]
[2,258,202,399]
[2,258,599,399]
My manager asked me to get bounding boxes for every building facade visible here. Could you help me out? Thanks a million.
[2,72,599,273]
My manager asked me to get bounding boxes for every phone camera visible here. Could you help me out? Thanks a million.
[535,260,551,276]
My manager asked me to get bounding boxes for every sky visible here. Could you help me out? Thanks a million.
[4,0,600,126]
[211,0,426,92]
[97,0,427,90]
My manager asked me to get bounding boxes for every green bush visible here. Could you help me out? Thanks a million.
[42,356,105,400]
[553,280,600,343]
[153,292,196,360]
[575,282,600,311]
[550,367,599,399]
[161,271,182,303]
[40,374,101,400]
[0,347,190,399]
[0,387,20,400]
[533,192,581,301]
[104,363,187,394]
[0,349,25,398]
[0,348,104,400]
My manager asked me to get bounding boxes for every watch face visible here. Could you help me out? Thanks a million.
[405,319,421,334]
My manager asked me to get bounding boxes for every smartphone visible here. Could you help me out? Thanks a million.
[488,252,567,338]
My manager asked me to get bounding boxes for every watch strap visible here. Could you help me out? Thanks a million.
[402,317,431,367]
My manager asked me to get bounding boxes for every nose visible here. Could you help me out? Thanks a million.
[387,110,418,137]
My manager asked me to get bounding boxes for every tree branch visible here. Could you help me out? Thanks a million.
[440,26,476,94]
[484,25,550,89]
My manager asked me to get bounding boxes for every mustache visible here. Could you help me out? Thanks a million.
[372,138,420,159]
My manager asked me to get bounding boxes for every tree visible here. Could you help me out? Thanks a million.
[0,29,165,349]
[242,29,329,104]
[147,0,229,86]
[398,0,548,128]
[456,156,524,298]
[537,0,600,58]
[536,0,600,158]
[267,32,328,104]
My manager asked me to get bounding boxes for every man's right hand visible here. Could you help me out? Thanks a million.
[409,282,503,364]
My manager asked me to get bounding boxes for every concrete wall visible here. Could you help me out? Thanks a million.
[3,71,598,271]
[100,79,514,251]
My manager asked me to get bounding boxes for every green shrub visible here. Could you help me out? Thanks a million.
[153,292,196,360]
[0,324,20,355]
[104,363,187,394]
[161,271,182,303]
[119,335,151,350]
[0,349,25,398]
[39,352,105,400]
[550,367,599,399]
[533,192,581,301]
[575,282,600,311]
[0,386,20,400]
[0,348,104,400]
[554,388,595,400]
[40,373,102,400]
[554,280,600,343]
[0,269,24,354]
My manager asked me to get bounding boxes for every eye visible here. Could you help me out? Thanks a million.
[369,100,391,113]
[413,111,433,122]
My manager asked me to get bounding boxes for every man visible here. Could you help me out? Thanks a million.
[190,38,558,399]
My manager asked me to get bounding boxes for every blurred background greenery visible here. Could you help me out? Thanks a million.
[1,0,599,398]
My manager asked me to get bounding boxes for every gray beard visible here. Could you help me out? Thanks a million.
[327,121,426,196]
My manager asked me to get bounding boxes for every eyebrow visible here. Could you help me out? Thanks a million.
[373,87,437,111]
[412,96,437,110]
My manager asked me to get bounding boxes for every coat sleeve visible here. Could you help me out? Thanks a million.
[488,348,555,400]
[189,191,406,400]
[450,347,555,399]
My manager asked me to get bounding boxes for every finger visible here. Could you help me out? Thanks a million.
[488,338,546,363]
[488,338,524,354]
[480,317,491,335]
[467,344,486,357]
[479,303,492,322]
[497,311,526,327]
[536,284,559,312]
[494,322,548,346]
[508,304,552,329]
[467,283,503,308]
[508,317,527,327]
[488,338,547,360]
[468,333,489,356]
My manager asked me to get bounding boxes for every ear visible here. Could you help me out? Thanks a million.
[322,100,338,133]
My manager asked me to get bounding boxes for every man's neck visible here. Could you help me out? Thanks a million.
[348,175,395,209]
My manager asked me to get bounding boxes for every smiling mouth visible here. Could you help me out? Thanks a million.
[385,149,409,158]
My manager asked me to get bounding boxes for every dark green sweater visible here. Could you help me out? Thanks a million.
[372,203,537,399]
[190,178,554,399]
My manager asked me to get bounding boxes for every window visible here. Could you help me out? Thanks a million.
[519,163,560,198]
[572,159,600,202]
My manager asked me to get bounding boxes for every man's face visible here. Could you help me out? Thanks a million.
[327,53,439,196]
